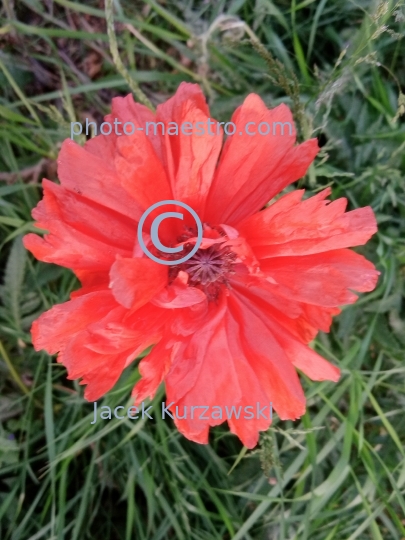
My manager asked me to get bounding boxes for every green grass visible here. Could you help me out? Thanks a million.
[1,0,405,538]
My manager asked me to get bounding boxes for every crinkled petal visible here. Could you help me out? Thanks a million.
[106,93,164,161]
[31,291,118,355]
[224,310,273,448]
[156,82,223,218]
[165,296,228,405]
[23,180,133,272]
[58,139,143,220]
[132,339,173,404]
[166,310,245,445]
[113,102,172,211]
[151,274,207,308]
[205,96,319,225]
[61,302,165,401]
[109,256,168,310]
[239,188,378,257]
[228,291,307,420]
[230,276,320,342]
[230,285,340,382]
[260,249,379,307]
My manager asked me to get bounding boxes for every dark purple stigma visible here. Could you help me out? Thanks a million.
[169,243,236,300]
[184,244,230,285]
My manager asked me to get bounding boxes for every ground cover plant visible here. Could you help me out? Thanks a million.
[0,0,404,538]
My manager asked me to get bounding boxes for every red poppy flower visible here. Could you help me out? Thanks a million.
[24,83,379,448]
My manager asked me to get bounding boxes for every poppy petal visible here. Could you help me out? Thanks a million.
[239,188,378,257]
[58,139,143,220]
[205,95,319,224]
[31,290,117,354]
[260,249,379,307]
[109,257,168,310]
[156,82,223,217]
[23,180,133,272]
[229,291,307,420]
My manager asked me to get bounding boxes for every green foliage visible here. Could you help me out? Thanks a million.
[0,0,404,538]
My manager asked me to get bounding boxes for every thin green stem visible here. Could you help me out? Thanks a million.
[0,339,30,396]
[104,0,155,111]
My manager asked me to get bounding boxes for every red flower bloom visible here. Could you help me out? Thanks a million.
[24,83,379,448]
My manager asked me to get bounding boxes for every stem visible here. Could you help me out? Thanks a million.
[104,0,155,111]
[0,339,30,396]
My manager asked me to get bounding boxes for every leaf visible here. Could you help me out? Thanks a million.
[2,235,27,330]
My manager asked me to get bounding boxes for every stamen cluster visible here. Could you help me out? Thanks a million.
[166,227,237,300]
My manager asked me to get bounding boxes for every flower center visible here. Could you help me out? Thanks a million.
[168,241,237,301]
[184,244,236,286]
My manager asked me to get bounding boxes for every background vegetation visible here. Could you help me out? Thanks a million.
[0,0,404,538]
